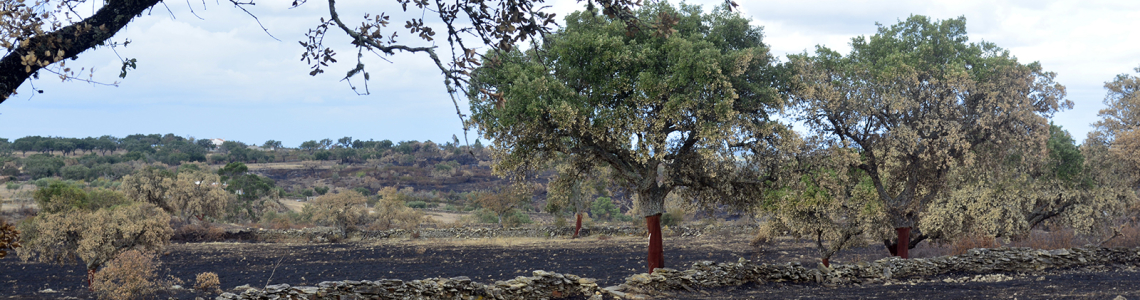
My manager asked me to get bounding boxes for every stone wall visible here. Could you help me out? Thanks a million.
[620,247,1140,294]
[216,246,1140,300]
[226,224,757,242]
[216,270,617,300]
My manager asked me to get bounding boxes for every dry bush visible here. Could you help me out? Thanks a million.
[18,202,173,282]
[167,166,230,223]
[194,272,222,295]
[0,217,19,258]
[1011,229,1080,250]
[258,210,310,230]
[949,233,999,256]
[749,228,772,249]
[91,249,168,300]
[370,190,425,231]
[304,192,370,235]
[1103,223,1140,248]
[172,223,226,242]
[908,241,953,258]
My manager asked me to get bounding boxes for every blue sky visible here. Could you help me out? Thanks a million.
[1,0,1137,147]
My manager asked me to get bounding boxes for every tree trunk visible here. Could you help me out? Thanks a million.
[87,268,96,289]
[573,213,582,238]
[821,258,829,268]
[646,213,664,273]
[896,227,910,259]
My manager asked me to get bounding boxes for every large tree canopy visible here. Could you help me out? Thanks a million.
[468,2,788,271]
[789,15,1070,252]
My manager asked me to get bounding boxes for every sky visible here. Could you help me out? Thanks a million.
[1,0,1138,147]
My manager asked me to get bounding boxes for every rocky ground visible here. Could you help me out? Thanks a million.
[2,233,1139,299]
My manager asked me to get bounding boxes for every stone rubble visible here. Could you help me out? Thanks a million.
[619,247,1140,294]
[216,270,619,300]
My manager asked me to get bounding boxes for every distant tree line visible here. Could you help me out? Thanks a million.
[0,133,491,181]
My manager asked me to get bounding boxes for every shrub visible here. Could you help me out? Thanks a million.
[304,192,369,235]
[369,196,424,231]
[1011,229,1081,250]
[33,177,55,188]
[407,201,429,209]
[172,223,226,242]
[194,272,222,295]
[314,186,329,195]
[18,202,174,283]
[0,217,19,258]
[589,197,621,221]
[473,208,500,223]
[661,210,684,227]
[91,250,164,300]
[503,209,532,227]
[950,233,999,256]
[259,210,310,230]
[59,165,93,181]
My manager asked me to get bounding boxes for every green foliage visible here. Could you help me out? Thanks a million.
[473,208,500,223]
[300,189,314,197]
[406,201,429,209]
[503,209,532,227]
[352,187,371,196]
[791,15,1069,245]
[34,180,133,215]
[313,151,331,161]
[589,197,624,221]
[23,154,64,179]
[5,181,19,190]
[314,186,329,195]
[661,210,683,227]
[467,2,785,221]
[1047,124,1084,183]
[33,181,89,213]
[216,162,248,179]
[33,177,54,188]
[59,165,92,181]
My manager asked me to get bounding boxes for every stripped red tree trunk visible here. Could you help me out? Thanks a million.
[821,258,829,268]
[573,213,583,238]
[896,227,910,259]
[87,268,96,289]
[646,213,664,273]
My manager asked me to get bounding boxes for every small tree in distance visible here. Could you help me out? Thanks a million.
[168,164,231,223]
[473,188,530,228]
[304,192,370,236]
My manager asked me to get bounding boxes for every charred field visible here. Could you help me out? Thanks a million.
[2,233,1140,299]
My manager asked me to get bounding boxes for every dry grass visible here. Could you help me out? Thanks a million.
[1100,223,1140,248]
[1010,229,1082,250]
[950,233,1000,256]
[373,235,645,249]
[173,223,226,242]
